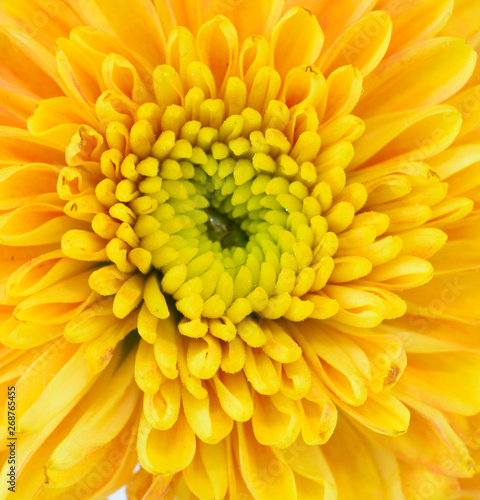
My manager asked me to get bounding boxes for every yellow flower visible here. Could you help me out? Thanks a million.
[0,0,480,498]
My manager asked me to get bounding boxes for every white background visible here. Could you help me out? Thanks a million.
[109,487,127,499]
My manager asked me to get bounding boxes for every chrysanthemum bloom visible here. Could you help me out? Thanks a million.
[1,0,480,498]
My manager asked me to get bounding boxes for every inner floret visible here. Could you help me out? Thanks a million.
[72,95,358,333]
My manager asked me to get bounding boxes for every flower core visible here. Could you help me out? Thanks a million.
[59,51,407,347]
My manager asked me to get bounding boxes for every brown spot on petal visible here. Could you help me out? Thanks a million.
[384,366,400,386]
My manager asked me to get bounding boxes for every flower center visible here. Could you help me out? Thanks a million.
[93,98,342,328]
[58,48,401,343]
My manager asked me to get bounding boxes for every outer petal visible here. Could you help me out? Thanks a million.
[196,16,238,94]
[1,0,83,50]
[200,0,284,42]
[284,0,376,49]
[384,392,476,478]
[400,267,480,325]
[440,0,480,45]
[356,38,477,117]
[322,415,406,499]
[378,0,454,55]
[400,462,461,500]
[0,126,65,165]
[137,408,196,475]
[183,440,229,500]
[270,7,324,79]
[318,11,392,77]
[350,105,462,169]
[68,0,167,70]
[235,421,297,500]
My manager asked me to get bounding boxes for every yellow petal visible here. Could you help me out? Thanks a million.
[379,0,454,54]
[62,229,108,261]
[274,436,337,499]
[401,269,480,324]
[397,338,480,416]
[336,323,406,393]
[144,273,170,319]
[319,11,392,77]
[430,144,480,196]
[138,408,196,475]
[281,355,312,400]
[0,25,66,94]
[14,341,99,433]
[153,316,178,379]
[46,348,138,474]
[386,390,476,477]
[7,250,90,297]
[236,421,297,500]
[305,0,376,48]
[252,391,302,448]
[183,440,228,500]
[215,0,284,42]
[357,37,477,117]
[144,377,181,430]
[0,317,63,349]
[299,375,338,446]
[324,285,385,329]
[167,27,199,85]
[0,203,85,246]
[187,334,222,379]
[244,345,281,395]
[335,390,410,436]
[126,468,164,500]
[321,65,363,123]
[0,27,62,101]
[270,7,324,78]
[398,228,447,259]
[28,96,98,149]
[43,408,140,497]
[113,273,145,319]
[350,105,462,169]
[0,126,64,166]
[102,53,154,104]
[13,271,97,324]
[296,321,368,405]
[197,16,238,93]
[66,124,107,165]
[0,163,60,210]
[135,339,162,395]
[85,312,137,374]
[400,462,462,500]
[440,0,480,44]
[64,307,120,344]
[213,371,253,422]
[364,256,433,289]
[262,320,302,363]
[73,0,166,70]
[323,415,405,499]
[182,382,233,444]
[429,240,480,275]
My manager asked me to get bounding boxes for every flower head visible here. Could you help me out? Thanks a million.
[1,0,480,498]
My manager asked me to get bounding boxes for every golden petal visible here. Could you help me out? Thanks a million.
[14,340,98,433]
[322,415,404,499]
[183,440,229,500]
[72,0,166,71]
[236,420,297,500]
[270,7,324,79]
[379,0,454,54]
[357,38,477,117]
[319,11,392,77]
[197,16,238,94]
[137,408,196,475]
